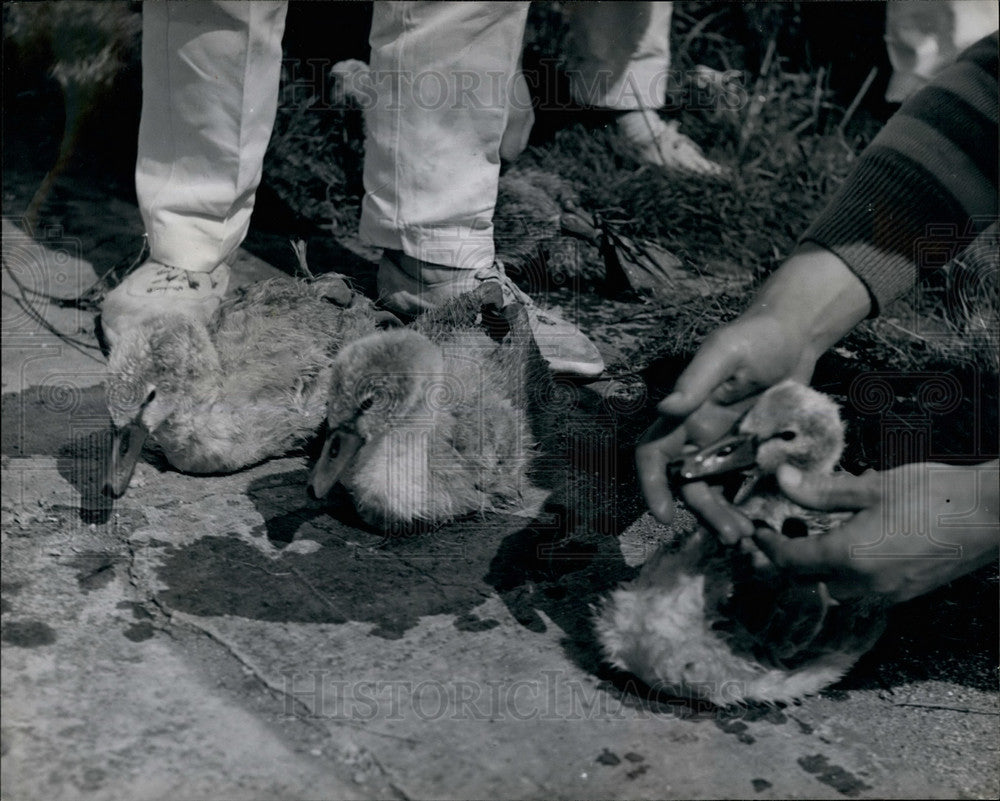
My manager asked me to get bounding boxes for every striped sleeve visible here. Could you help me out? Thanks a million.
[800,33,998,315]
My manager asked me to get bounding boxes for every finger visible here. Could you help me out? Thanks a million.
[657,341,745,417]
[683,401,748,448]
[635,420,688,524]
[681,481,755,543]
[776,465,882,512]
[710,385,762,412]
[752,527,848,577]
[635,413,674,447]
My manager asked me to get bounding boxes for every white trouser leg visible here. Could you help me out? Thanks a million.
[566,1,673,110]
[360,1,530,271]
[137,0,287,272]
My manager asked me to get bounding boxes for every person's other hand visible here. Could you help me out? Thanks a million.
[754,461,1000,604]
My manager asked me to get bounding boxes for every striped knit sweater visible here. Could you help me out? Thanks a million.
[801,33,998,315]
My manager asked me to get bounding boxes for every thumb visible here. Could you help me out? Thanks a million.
[776,465,881,512]
[658,346,744,417]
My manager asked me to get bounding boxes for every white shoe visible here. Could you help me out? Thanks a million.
[377,251,605,378]
[101,260,230,348]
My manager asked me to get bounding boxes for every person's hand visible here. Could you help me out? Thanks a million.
[636,311,818,537]
[636,245,873,535]
[754,461,1000,604]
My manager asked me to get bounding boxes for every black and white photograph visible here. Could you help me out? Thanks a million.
[2,1,998,798]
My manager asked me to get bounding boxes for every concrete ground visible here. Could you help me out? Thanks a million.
[2,205,998,801]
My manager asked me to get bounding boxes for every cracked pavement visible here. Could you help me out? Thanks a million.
[2,213,998,800]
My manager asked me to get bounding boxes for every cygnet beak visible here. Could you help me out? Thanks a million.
[102,421,149,498]
[669,432,756,483]
[307,425,364,500]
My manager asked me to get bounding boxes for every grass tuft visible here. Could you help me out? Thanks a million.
[259,1,996,380]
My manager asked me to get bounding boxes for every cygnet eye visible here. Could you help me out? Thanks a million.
[354,377,391,414]
[777,430,797,441]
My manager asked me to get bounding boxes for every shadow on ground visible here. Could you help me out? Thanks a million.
[3,348,996,696]
[154,385,645,651]
[1,384,116,524]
